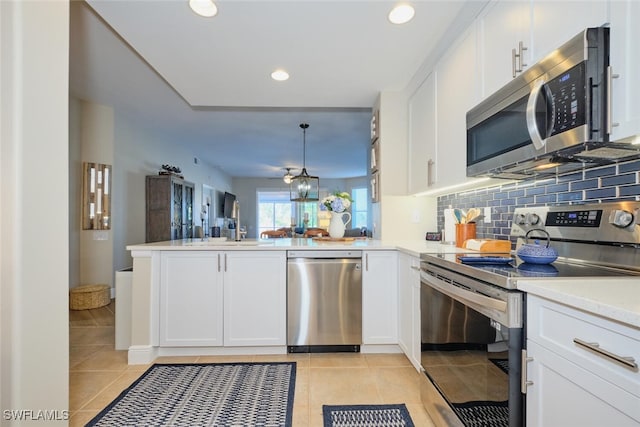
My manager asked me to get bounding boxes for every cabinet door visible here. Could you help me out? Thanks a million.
[435,23,480,189]
[526,340,639,427]
[408,72,437,194]
[531,1,608,65]
[610,0,640,142]
[362,251,398,345]
[223,251,287,347]
[479,0,531,97]
[159,252,223,346]
[397,252,421,370]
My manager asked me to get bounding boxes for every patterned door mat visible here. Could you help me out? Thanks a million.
[86,362,296,427]
[451,400,509,427]
[323,404,415,427]
[489,358,509,375]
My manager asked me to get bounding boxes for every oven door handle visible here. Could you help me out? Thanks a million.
[421,273,507,314]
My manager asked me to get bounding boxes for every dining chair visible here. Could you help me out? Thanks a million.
[260,229,288,239]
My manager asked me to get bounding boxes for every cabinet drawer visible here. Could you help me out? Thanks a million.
[527,296,640,398]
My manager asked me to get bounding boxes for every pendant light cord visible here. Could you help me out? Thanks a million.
[300,123,309,170]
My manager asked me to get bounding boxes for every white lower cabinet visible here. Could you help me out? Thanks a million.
[362,251,398,345]
[397,252,421,370]
[223,251,286,346]
[525,295,640,426]
[159,250,286,347]
[160,252,223,346]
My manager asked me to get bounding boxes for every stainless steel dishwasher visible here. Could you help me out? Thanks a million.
[287,250,362,353]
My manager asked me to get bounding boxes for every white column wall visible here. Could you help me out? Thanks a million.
[1,1,69,423]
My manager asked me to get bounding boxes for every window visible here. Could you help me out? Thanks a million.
[351,187,368,229]
[257,191,318,235]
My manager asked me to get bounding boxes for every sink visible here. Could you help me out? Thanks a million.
[186,239,273,246]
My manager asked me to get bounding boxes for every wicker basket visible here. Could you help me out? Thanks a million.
[69,284,111,310]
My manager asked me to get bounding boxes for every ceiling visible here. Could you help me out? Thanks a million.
[69,0,476,179]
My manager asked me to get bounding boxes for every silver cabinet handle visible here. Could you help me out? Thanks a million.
[427,159,434,187]
[521,349,534,394]
[410,265,421,271]
[217,253,221,272]
[513,41,528,78]
[224,253,228,272]
[573,338,638,370]
[365,253,369,271]
[517,41,527,71]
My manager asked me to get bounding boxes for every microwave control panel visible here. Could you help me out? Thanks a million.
[547,62,586,136]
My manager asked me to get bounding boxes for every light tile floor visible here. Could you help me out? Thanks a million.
[69,300,435,426]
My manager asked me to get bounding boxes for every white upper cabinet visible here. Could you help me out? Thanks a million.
[407,72,437,194]
[531,1,608,64]
[479,0,531,98]
[435,23,480,190]
[406,22,490,194]
[609,0,640,142]
[479,0,608,100]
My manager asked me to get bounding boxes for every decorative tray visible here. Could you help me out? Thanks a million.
[458,256,513,265]
[312,237,359,242]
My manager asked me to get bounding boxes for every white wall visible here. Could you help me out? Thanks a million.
[79,101,115,289]
[67,97,233,292]
[1,0,69,422]
[111,111,232,271]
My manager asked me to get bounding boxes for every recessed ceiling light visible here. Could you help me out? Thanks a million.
[388,4,415,24]
[189,0,217,17]
[271,69,290,81]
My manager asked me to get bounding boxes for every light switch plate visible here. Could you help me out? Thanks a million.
[93,231,109,240]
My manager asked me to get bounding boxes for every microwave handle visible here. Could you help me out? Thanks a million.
[526,79,546,150]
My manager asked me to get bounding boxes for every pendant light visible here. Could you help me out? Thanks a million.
[290,123,319,202]
[283,168,294,184]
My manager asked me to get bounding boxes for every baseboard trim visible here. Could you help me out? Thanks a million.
[128,345,157,365]
[360,344,402,354]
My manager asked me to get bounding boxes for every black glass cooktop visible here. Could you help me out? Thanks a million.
[422,253,638,290]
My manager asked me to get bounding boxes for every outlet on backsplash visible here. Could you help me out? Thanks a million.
[483,207,492,223]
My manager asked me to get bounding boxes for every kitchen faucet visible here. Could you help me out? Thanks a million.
[231,200,244,241]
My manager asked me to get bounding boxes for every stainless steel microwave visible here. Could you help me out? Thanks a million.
[467,27,640,179]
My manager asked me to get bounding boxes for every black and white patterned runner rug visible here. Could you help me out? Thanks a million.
[452,400,509,427]
[322,404,415,427]
[86,362,296,427]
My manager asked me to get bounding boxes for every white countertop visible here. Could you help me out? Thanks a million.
[518,278,640,329]
[127,237,396,251]
[126,237,464,254]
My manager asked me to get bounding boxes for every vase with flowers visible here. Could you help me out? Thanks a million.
[320,191,353,238]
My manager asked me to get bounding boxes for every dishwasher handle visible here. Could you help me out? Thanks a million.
[287,250,362,259]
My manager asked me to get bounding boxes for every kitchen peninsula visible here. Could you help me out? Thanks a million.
[125,237,451,365]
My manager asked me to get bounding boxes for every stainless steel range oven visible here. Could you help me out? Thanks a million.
[420,201,640,427]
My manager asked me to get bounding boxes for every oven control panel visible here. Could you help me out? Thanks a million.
[546,209,602,227]
[510,202,640,245]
